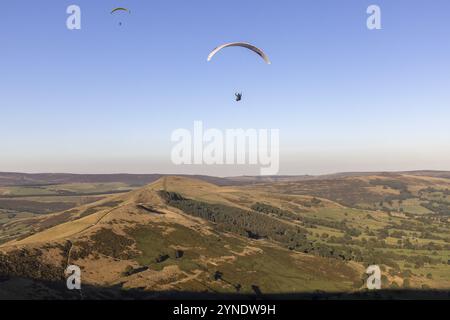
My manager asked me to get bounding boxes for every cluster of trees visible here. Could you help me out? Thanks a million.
[389,220,438,234]
[160,191,448,270]
[421,201,450,216]
[159,192,309,247]
[404,254,441,268]
[251,203,299,221]
[419,187,450,196]
[369,179,408,191]
[251,202,361,236]
[160,192,391,264]
[369,179,413,204]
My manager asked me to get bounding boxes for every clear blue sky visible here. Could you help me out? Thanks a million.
[1,0,450,175]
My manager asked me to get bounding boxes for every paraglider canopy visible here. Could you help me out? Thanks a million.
[111,7,130,26]
[207,42,271,65]
[111,7,130,14]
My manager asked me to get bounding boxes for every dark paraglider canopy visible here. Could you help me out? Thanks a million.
[111,7,130,14]
[111,7,131,26]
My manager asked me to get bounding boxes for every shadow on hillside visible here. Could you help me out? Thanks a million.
[1,276,449,300]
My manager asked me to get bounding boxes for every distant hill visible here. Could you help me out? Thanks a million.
[0,172,238,187]
[2,170,450,187]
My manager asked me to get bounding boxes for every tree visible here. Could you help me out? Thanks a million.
[381,275,389,287]
[402,278,411,288]
[390,281,399,289]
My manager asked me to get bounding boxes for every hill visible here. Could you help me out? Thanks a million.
[0,172,240,187]
[1,173,450,299]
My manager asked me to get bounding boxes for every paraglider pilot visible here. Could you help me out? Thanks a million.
[235,92,242,102]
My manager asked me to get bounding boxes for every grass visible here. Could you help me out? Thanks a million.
[128,222,360,294]
[129,223,243,272]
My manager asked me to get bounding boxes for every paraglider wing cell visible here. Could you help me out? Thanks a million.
[207,42,271,64]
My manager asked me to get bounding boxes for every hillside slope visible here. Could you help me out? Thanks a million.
[0,177,365,299]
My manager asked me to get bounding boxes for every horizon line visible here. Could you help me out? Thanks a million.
[0,169,449,179]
